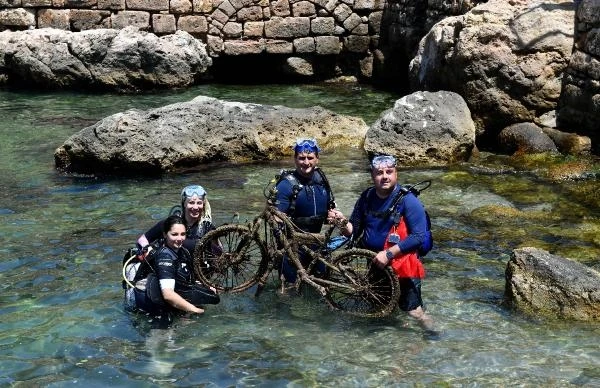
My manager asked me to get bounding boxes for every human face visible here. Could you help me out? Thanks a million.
[184,195,204,222]
[294,151,319,178]
[164,223,186,250]
[371,165,397,197]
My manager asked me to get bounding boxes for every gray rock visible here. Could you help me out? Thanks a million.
[505,247,600,321]
[364,90,476,166]
[0,27,211,91]
[54,95,368,174]
[498,122,558,155]
[409,0,575,142]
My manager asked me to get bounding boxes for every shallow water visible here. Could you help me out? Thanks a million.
[1,84,599,387]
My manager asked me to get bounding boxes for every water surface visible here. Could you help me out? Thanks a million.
[1,84,599,387]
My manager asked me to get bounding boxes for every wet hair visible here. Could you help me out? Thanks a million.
[163,215,186,234]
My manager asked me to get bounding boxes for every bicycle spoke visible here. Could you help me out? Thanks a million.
[193,224,269,292]
[325,249,400,318]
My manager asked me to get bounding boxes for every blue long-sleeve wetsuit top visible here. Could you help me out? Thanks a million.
[349,184,430,253]
[275,170,331,233]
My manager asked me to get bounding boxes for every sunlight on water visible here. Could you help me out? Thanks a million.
[0,85,599,386]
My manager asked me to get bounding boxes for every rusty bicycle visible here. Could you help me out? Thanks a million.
[192,180,401,318]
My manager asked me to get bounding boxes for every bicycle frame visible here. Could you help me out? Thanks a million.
[244,187,345,296]
[193,183,401,317]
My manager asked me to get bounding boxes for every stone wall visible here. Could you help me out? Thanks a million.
[0,0,480,83]
[0,0,385,79]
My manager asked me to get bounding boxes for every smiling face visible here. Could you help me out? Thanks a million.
[294,151,319,178]
[184,195,204,223]
[164,222,186,250]
[371,165,397,197]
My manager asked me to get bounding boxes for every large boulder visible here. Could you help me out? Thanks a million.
[0,27,212,91]
[408,0,575,148]
[364,90,476,166]
[505,247,600,321]
[557,0,600,153]
[54,96,368,174]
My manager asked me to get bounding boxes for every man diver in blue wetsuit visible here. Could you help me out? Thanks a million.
[328,155,436,334]
[275,138,336,286]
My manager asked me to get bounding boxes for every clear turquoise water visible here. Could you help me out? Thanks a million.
[1,84,599,387]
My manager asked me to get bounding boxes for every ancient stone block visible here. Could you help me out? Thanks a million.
[359,53,372,77]
[170,0,192,14]
[322,0,336,13]
[126,0,168,11]
[368,10,381,33]
[351,22,367,35]
[292,1,315,17]
[65,0,98,8]
[342,12,361,31]
[71,9,111,30]
[264,16,309,38]
[285,57,313,76]
[354,0,383,11]
[207,34,223,55]
[222,21,242,37]
[53,0,65,6]
[315,35,339,54]
[264,39,293,54]
[152,13,176,34]
[312,0,326,9]
[97,0,125,10]
[262,6,269,18]
[270,0,289,17]
[178,15,208,34]
[209,19,223,32]
[210,8,229,24]
[229,0,242,9]
[344,34,369,52]
[339,0,352,6]
[293,36,314,53]
[332,3,351,23]
[37,8,70,29]
[23,0,51,7]
[223,40,264,55]
[193,0,212,13]
[243,21,263,38]
[0,0,22,8]
[111,10,150,29]
[310,16,333,35]
[0,8,34,27]
[217,0,235,16]
[237,6,262,21]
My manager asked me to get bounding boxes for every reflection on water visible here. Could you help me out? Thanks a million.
[0,85,599,386]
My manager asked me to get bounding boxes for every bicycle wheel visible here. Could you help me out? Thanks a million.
[325,248,400,318]
[193,224,269,293]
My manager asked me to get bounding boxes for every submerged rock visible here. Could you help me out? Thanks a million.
[54,95,368,174]
[0,27,212,92]
[505,247,600,321]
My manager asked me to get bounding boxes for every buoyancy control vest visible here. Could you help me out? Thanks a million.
[276,167,335,231]
[356,181,433,256]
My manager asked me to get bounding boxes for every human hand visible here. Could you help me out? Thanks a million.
[373,251,389,270]
[327,209,345,224]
